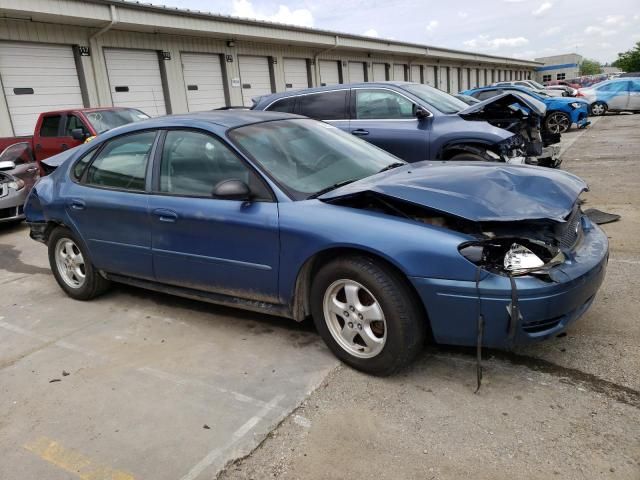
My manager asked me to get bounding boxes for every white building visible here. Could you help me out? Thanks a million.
[0,0,541,136]
[534,53,583,83]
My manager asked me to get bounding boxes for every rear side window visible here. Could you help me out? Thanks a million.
[73,149,98,180]
[84,131,156,191]
[297,91,347,120]
[267,97,296,113]
[39,115,62,137]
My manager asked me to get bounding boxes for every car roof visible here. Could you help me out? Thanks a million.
[116,110,304,130]
[254,81,419,103]
[41,107,144,115]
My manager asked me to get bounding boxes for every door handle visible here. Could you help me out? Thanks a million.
[26,167,38,173]
[61,144,69,151]
[153,208,178,223]
[69,199,86,210]
[352,129,369,136]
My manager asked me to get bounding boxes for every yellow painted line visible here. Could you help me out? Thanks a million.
[24,436,135,480]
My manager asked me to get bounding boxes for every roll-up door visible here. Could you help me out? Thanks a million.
[283,58,309,90]
[348,62,366,83]
[450,67,459,93]
[372,63,387,81]
[393,64,406,81]
[104,48,166,117]
[319,60,340,86]
[410,65,422,83]
[0,42,84,136]
[460,68,469,90]
[425,66,436,86]
[181,52,226,112]
[238,55,273,107]
[470,68,478,88]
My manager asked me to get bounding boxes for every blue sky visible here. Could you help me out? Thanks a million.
[156,0,639,63]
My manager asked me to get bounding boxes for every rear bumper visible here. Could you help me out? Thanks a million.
[410,222,609,349]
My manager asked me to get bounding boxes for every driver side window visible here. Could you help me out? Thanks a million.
[355,90,415,119]
[159,130,270,200]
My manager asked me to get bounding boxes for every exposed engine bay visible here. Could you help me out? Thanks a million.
[326,191,582,279]
[458,92,561,166]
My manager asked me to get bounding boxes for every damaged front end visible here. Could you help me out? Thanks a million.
[459,92,561,167]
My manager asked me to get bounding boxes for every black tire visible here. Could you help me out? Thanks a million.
[310,255,426,376]
[544,111,571,134]
[48,226,110,300]
[590,101,607,116]
[449,152,488,161]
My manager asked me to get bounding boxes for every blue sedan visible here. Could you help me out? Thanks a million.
[25,112,608,375]
[461,85,590,134]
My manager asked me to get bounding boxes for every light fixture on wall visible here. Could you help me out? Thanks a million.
[227,40,236,47]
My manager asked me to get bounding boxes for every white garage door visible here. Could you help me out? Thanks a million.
[0,42,83,136]
[425,66,436,86]
[238,55,272,106]
[393,64,406,81]
[319,60,340,86]
[283,58,309,90]
[348,62,366,83]
[181,53,226,112]
[470,68,478,88]
[372,63,386,81]
[460,68,469,90]
[450,67,459,93]
[104,48,166,117]
[409,65,420,83]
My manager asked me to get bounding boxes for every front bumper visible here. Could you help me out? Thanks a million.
[410,222,609,349]
[572,107,590,128]
[0,187,28,223]
[526,144,561,168]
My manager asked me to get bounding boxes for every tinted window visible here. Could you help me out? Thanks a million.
[39,115,62,137]
[85,131,155,191]
[267,97,296,113]
[297,91,347,120]
[473,90,499,101]
[159,130,267,199]
[65,115,90,137]
[355,90,415,119]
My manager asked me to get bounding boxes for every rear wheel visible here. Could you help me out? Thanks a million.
[311,256,425,375]
[48,226,110,300]
[590,101,607,116]
[545,112,571,134]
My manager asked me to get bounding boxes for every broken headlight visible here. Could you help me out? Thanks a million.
[459,238,564,276]
[7,178,24,191]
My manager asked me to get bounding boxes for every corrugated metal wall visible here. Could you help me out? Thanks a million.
[0,17,536,136]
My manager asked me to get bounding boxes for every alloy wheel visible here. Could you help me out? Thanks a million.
[546,112,571,134]
[591,103,606,116]
[54,238,86,289]
[322,279,387,358]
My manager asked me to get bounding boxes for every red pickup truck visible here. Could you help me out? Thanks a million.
[0,107,150,174]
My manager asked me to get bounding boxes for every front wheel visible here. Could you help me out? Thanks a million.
[545,112,571,134]
[311,256,426,375]
[48,226,110,300]
[590,101,607,116]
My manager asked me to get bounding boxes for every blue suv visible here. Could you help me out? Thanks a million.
[461,85,590,134]
[252,82,561,167]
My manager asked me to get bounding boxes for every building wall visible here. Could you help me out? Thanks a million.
[534,53,583,83]
[0,15,537,136]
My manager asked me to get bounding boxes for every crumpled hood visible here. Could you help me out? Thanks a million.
[458,92,546,118]
[321,162,587,223]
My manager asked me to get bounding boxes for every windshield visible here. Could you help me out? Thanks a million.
[401,83,468,114]
[229,119,403,199]
[84,109,150,134]
[529,80,546,89]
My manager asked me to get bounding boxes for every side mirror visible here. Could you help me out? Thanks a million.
[71,128,87,141]
[0,160,16,171]
[212,179,251,201]
[415,106,429,119]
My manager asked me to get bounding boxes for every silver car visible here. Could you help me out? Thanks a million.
[578,78,640,116]
[0,142,39,223]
